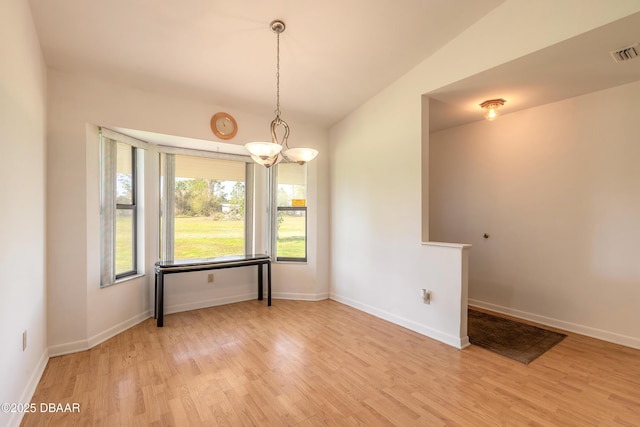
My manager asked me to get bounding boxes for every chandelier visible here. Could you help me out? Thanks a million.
[245,20,318,167]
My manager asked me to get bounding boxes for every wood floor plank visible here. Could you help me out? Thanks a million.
[21,300,640,426]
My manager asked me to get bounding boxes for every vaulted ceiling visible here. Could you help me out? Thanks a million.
[27,0,503,126]
[28,1,640,131]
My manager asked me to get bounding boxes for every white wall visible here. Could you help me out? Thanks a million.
[47,69,329,354]
[0,1,48,426]
[329,61,471,348]
[430,81,640,349]
[329,0,640,348]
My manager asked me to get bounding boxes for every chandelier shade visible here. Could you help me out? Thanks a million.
[245,142,282,159]
[250,154,280,168]
[284,148,318,165]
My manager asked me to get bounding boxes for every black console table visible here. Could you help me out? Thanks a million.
[154,254,271,327]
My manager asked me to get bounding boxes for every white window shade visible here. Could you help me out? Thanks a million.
[175,156,245,181]
[277,162,306,185]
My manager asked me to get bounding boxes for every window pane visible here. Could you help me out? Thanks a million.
[115,209,134,275]
[170,155,246,259]
[116,142,133,204]
[277,209,306,259]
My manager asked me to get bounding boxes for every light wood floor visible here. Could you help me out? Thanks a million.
[22,300,640,426]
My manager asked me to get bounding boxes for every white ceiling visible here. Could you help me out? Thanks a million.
[27,0,504,127]
[428,11,640,132]
[27,1,640,132]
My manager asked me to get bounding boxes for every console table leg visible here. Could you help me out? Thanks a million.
[267,261,272,306]
[154,272,158,319]
[157,272,164,327]
[258,264,264,301]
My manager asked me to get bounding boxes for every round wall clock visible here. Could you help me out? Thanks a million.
[211,112,238,140]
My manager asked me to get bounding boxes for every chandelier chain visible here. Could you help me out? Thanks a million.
[275,29,281,118]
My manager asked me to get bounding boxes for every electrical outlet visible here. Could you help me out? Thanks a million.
[22,330,27,351]
[422,289,432,305]
[207,273,214,283]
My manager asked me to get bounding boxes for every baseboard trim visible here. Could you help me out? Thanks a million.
[331,293,468,349]
[164,292,330,316]
[163,293,256,315]
[468,299,640,350]
[48,338,90,357]
[272,291,329,301]
[48,292,332,357]
[87,312,151,349]
[8,348,49,427]
[49,311,151,357]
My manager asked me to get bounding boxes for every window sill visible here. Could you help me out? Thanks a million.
[421,241,472,249]
[274,260,307,265]
[102,273,146,288]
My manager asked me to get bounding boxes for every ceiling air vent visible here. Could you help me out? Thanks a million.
[610,43,639,63]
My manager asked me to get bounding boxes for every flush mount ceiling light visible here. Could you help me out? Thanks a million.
[245,20,318,167]
[480,98,506,121]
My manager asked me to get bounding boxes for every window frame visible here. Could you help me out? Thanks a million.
[159,148,255,262]
[270,162,308,263]
[100,128,146,287]
[275,205,308,263]
[115,144,138,280]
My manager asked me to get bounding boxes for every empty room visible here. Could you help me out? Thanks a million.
[2,0,640,425]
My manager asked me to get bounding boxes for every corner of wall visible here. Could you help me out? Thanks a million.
[6,348,49,427]
[421,95,430,243]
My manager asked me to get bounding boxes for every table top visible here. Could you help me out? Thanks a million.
[155,253,270,269]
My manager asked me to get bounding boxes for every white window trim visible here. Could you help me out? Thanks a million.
[269,162,308,263]
[99,128,147,287]
[159,148,255,261]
